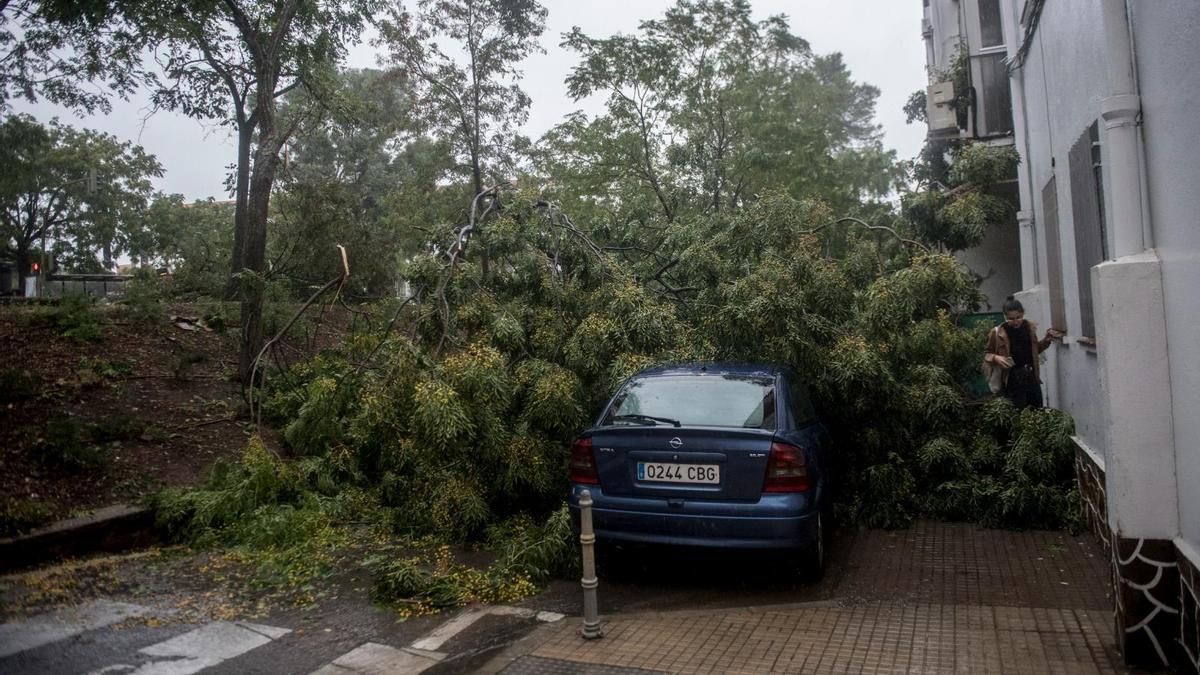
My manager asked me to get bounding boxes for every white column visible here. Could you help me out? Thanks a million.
[1093,253,1177,539]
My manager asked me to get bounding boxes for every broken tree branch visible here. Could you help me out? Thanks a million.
[248,244,351,429]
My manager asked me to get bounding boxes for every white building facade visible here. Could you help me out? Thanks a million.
[922,0,1200,670]
[922,0,1023,311]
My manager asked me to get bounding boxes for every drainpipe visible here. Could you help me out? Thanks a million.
[1004,0,1037,289]
[1098,0,1146,258]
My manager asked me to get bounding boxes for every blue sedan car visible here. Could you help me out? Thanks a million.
[568,363,831,577]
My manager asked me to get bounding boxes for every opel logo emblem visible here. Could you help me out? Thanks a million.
[669,437,683,449]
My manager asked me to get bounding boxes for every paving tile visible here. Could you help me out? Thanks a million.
[503,522,1156,674]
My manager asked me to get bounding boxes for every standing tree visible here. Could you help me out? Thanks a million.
[273,68,454,295]
[6,0,380,383]
[135,0,379,384]
[130,195,234,296]
[0,114,161,281]
[0,0,150,114]
[542,0,898,295]
[377,0,547,198]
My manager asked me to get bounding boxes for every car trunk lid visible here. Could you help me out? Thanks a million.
[588,426,774,501]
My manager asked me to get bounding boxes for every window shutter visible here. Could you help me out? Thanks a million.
[1069,122,1106,340]
[1042,177,1068,332]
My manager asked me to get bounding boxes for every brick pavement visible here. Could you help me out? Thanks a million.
[487,522,1157,674]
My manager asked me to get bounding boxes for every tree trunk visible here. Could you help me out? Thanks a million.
[225,122,253,299]
[15,242,31,296]
[470,151,491,280]
[237,136,279,387]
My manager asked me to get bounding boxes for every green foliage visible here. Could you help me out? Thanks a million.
[377,0,547,193]
[950,144,1021,186]
[78,356,132,383]
[153,438,305,539]
[137,197,234,298]
[47,294,104,341]
[367,505,574,612]
[0,499,55,537]
[546,1,896,225]
[199,300,234,334]
[120,270,164,324]
[140,2,1086,612]
[0,115,162,275]
[171,351,207,381]
[33,418,107,472]
[903,89,927,125]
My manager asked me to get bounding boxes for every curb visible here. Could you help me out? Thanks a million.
[472,620,564,675]
[0,504,161,573]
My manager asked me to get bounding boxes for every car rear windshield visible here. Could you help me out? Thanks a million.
[602,374,777,430]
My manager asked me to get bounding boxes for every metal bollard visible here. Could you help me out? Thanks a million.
[579,489,602,639]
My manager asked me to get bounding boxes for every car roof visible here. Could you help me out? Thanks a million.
[632,362,786,379]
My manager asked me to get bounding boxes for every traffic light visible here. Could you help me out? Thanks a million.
[31,262,39,273]
[87,168,97,195]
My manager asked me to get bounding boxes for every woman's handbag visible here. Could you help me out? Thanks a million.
[982,357,1006,395]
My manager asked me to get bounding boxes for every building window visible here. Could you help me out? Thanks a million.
[1069,122,1106,340]
[1042,176,1068,333]
[977,53,1014,136]
[978,0,1005,47]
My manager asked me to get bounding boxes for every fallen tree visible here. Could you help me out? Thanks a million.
[153,186,1079,611]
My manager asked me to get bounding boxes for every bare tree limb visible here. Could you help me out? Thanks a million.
[248,244,350,429]
[805,217,931,253]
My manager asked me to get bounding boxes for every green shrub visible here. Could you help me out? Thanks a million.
[34,419,107,472]
[199,299,235,334]
[88,414,146,443]
[0,499,54,536]
[48,294,103,341]
[171,351,207,380]
[77,357,132,383]
[152,437,305,538]
[120,270,164,324]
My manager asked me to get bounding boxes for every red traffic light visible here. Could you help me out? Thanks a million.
[31,262,40,272]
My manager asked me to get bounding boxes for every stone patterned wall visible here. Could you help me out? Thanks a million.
[1074,441,1110,552]
[1179,546,1200,674]
[1114,537,1181,667]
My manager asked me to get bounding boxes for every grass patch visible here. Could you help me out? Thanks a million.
[46,294,104,342]
[33,419,108,472]
[0,499,55,537]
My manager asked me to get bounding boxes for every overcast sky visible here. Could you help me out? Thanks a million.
[13,0,927,201]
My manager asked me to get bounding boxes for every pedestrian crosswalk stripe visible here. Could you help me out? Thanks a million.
[309,642,444,675]
[408,604,564,653]
[87,620,291,675]
[410,607,489,652]
[0,600,152,658]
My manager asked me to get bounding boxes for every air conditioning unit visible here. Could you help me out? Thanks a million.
[926,81,959,135]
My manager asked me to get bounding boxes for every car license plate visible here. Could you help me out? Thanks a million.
[637,462,719,484]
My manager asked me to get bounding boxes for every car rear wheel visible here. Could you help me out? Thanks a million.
[798,511,826,582]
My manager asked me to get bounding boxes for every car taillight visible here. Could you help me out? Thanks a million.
[764,441,809,492]
[569,437,599,485]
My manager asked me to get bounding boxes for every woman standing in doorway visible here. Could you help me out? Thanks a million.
[984,297,1064,409]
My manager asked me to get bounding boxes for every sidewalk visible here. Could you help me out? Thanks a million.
[479,523,1156,675]
[487,601,1122,674]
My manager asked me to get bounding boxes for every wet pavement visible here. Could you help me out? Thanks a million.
[0,521,1147,674]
